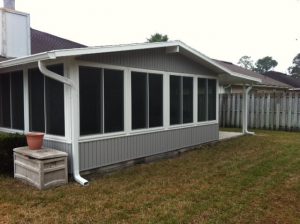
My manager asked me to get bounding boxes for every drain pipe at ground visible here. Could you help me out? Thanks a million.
[242,85,255,135]
[38,61,88,186]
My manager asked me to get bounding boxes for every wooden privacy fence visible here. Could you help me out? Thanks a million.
[219,92,300,131]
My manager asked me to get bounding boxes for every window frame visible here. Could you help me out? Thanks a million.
[28,64,65,137]
[79,66,125,137]
[75,61,218,143]
[0,71,24,131]
[131,71,164,130]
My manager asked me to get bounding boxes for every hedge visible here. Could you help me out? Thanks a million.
[0,132,26,176]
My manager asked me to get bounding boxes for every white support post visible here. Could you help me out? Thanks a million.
[124,68,131,133]
[242,85,254,135]
[163,73,170,128]
[23,67,29,133]
[193,76,198,124]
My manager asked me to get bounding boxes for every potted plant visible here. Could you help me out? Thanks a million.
[26,132,44,150]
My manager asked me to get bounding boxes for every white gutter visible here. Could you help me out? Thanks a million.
[38,61,88,186]
[242,85,255,135]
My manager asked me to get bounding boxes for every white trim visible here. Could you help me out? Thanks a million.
[74,61,219,141]
[193,76,198,124]
[23,68,29,132]
[163,72,170,128]
[0,41,261,83]
[44,134,71,143]
[0,127,25,134]
[216,79,219,123]
[124,68,131,132]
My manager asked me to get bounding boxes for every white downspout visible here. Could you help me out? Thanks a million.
[242,85,255,135]
[38,60,88,186]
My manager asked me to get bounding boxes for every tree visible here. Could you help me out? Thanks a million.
[237,56,254,70]
[254,56,278,74]
[288,53,300,78]
[147,33,169,43]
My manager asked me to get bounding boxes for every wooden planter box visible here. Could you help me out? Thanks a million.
[13,147,68,190]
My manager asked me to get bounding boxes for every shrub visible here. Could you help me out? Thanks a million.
[0,132,26,176]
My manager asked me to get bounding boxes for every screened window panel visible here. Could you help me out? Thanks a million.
[170,75,181,125]
[198,78,207,122]
[79,66,102,135]
[208,79,216,120]
[45,65,65,136]
[182,77,193,123]
[104,69,124,133]
[131,72,147,129]
[149,73,163,128]
[0,74,11,128]
[11,71,24,130]
[29,68,45,132]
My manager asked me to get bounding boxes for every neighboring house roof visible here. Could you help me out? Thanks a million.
[0,40,261,84]
[214,60,292,89]
[31,28,86,54]
[263,71,300,88]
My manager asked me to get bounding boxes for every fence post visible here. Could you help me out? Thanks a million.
[275,102,280,130]
[231,94,236,127]
[287,92,292,131]
[293,93,298,129]
[260,94,265,129]
[266,94,270,129]
[226,94,231,126]
[236,94,240,127]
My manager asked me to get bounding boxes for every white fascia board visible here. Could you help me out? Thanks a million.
[0,41,179,68]
[176,41,262,84]
[0,52,54,68]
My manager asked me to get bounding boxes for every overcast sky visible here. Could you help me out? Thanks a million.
[8,0,300,73]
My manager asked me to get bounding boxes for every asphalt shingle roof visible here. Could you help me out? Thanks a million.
[214,60,292,88]
[263,71,300,88]
[31,28,86,54]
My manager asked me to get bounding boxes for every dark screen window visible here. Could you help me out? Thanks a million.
[0,74,11,128]
[208,79,216,120]
[131,72,147,129]
[29,68,45,132]
[170,75,181,125]
[198,78,207,122]
[11,71,24,130]
[79,66,102,135]
[45,65,65,136]
[104,69,124,133]
[183,77,193,123]
[149,74,163,127]
[29,65,65,135]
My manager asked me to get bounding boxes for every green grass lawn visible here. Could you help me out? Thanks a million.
[0,130,300,223]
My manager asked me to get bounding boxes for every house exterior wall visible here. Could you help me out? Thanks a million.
[77,48,217,77]
[79,123,219,171]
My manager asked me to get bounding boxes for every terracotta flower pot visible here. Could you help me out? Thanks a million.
[26,132,44,150]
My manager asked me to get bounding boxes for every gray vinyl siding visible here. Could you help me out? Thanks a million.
[77,48,217,77]
[79,123,218,171]
[43,139,73,171]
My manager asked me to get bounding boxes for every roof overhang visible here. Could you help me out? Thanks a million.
[0,40,261,84]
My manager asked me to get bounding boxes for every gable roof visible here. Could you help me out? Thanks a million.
[31,28,86,54]
[263,71,300,88]
[214,60,292,89]
[0,40,261,84]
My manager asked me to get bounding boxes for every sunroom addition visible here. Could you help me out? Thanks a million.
[0,41,261,185]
